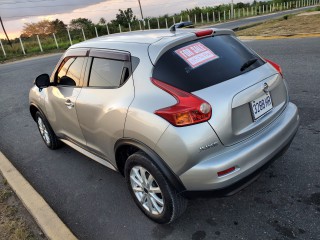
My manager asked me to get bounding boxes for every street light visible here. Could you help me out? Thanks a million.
[137,0,145,27]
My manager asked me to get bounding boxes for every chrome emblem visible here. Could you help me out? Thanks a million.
[199,142,218,152]
[263,83,269,94]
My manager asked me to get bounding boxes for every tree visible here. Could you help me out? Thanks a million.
[69,18,94,31]
[112,8,137,27]
[98,17,106,25]
[22,20,54,37]
[51,19,66,34]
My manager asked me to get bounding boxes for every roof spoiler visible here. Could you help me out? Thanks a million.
[170,21,194,33]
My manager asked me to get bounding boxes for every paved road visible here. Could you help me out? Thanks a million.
[208,6,316,30]
[1,38,320,240]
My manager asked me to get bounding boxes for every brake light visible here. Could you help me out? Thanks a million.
[195,29,213,37]
[151,78,212,127]
[265,58,283,77]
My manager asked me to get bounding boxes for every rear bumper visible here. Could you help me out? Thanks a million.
[179,102,299,191]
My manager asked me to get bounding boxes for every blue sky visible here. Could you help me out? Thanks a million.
[0,0,249,38]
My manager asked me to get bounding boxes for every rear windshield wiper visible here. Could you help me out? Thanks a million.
[240,58,258,71]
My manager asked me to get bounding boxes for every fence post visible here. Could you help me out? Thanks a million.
[106,24,110,34]
[173,16,175,24]
[139,21,142,30]
[95,27,98,37]
[238,9,240,17]
[129,23,131,31]
[224,11,226,21]
[165,18,168,28]
[243,8,245,17]
[263,5,265,13]
[0,39,6,57]
[180,15,183,22]
[148,19,150,30]
[201,13,203,23]
[36,35,43,52]
[194,15,197,25]
[218,12,221,22]
[81,28,86,40]
[213,12,215,22]
[53,33,59,49]
[67,28,72,45]
[247,8,249,16]
[119,24,122,33]
[207,12,209,22]
[157,18,160,29]
[19,37,26,55]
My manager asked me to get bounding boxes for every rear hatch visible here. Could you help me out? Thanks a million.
[151,34,288,146]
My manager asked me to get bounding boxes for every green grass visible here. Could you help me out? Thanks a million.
[0,188,12,202]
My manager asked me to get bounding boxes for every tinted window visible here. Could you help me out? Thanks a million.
[57,57,85,87]
[89,58,124,88]
[152,35,265,92]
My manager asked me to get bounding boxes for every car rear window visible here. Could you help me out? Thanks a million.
[152,35,265,92]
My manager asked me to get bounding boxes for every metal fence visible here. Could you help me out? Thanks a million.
[0,0,319,60]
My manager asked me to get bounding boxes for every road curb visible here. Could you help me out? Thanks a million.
[0,151,77,240]
[238,33,320,40]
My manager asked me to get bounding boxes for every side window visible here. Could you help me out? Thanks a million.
[56,57,85,87]
[88,58,125,88]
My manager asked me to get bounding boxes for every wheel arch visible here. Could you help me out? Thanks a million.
[114,138,186,193]
[29,103,45,121]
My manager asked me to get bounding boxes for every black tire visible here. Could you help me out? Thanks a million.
[125,151,187,224]
[35,111,62,150]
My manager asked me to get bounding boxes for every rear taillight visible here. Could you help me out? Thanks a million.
[151,78,212,127]
[265,58,283,77]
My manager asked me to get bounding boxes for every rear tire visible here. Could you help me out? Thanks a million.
[125,151,187,224]
[35,111,62,150]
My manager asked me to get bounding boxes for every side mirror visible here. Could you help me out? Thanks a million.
[34,74,50,89]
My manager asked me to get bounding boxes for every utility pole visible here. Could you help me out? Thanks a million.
[231,0,234,18]
[0,16,12,47]
[137,0,145,27]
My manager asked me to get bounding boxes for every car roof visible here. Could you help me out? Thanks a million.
[70,29,193,46]
[69,28,235,63]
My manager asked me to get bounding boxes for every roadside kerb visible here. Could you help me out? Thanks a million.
[0,151,78,240]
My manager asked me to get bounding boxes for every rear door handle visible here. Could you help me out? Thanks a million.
[64,99,74,108]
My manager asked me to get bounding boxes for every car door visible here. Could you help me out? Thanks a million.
[75,49,134,162]
[45,52,87,146]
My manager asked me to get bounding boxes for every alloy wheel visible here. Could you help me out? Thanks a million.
[130,166,164,215]
[37,117,51,145]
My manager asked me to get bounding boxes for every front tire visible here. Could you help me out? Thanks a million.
[125,151,187,224]
[35,111,61,150]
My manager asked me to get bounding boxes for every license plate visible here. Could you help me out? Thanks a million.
[250,93,273,120]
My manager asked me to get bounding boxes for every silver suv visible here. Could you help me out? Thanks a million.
[29,28,299,223]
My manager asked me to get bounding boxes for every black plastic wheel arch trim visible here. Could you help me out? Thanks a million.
[114,138,186,193]
[29,103,46,121]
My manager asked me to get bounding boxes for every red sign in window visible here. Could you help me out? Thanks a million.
[175,42,219,69]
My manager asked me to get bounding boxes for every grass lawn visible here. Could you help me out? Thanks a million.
[236,7,320,36]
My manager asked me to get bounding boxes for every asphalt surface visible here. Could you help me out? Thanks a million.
[1,38,320,239]
[209,6,316,30]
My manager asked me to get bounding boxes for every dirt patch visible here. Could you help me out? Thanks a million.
[236,13,320,36]
[298,11,320,16]
[0,173,46,240]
